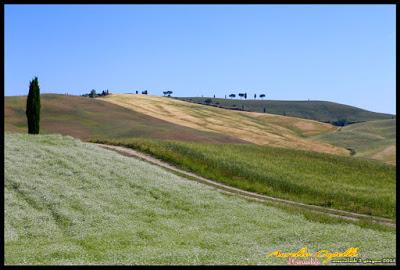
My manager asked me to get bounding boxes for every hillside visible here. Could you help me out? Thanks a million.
[94,138,396,219]
[314,119,396,165]
[101,94,348,156]
[5,94,245,144]
[6,94,394,164]
[5,133,396,264]
[176,97,394,124]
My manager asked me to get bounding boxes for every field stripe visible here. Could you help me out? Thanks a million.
[95,143,396,228]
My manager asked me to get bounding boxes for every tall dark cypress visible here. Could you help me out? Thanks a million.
[26,77,41,134]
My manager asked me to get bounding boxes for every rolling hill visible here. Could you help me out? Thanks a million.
[6,94,394,164]
[101,94,348,156]
[5,133,396,264]
[176,97,394,124]
[5,94,245,144]
[314,119,396,165]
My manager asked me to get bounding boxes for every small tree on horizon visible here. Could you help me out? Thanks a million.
[204,98,212,104]
[89,89,96,98]
[26,77,41,134]
[163,90,173,97]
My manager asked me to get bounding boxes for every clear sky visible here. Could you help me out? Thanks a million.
[5,4,396,114]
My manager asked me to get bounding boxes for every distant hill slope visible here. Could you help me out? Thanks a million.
[101,94,348,156]
[5,94,245,144]
[314,119,396,165]
[5,133,396,264]
[176,97,394,124]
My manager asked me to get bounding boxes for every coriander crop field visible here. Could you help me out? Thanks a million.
[93,138,396,219]
[4,133,396,265]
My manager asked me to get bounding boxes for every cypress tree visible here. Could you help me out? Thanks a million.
[26,77,41,134]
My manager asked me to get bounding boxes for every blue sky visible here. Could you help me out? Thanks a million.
[5,4,396,114]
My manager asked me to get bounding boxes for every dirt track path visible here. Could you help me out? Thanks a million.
[94,143,395,228]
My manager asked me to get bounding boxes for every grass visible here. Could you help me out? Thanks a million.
[5,94,244,144]
[5,133,396,264]
[101,94,348,156]
[314,119,396,165]
[176,97,394,123]
[92,138,396,219]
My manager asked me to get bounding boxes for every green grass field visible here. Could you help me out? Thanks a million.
[314,119,396,165]
[5,94,245,144]
[5,133,396,264]
[177,97,394,123]
[93,138,396,219]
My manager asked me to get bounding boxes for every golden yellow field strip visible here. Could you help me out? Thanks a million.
[101,94,349,156]
[369,145,396,165]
